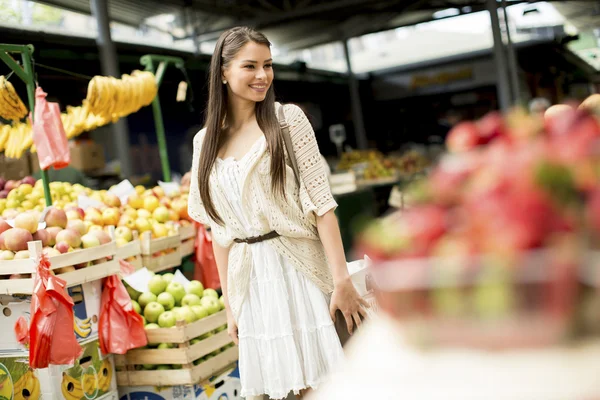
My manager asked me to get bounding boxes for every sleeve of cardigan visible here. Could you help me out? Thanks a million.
[187,129,209,225]
[284,104,338,217]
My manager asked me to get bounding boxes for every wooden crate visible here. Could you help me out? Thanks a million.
[116,239,143,270]
[0,239,120,295]
[140,231,182,273]
[178,224,195,258]
[178,224,196,241]
[115,310,238,386]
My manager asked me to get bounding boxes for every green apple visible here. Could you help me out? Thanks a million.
[162,273,175,284]
[148,275,167,296]
[144,323,159,330]
[177,306,197,324]
[181,294,201,307]
[190,305,209,320]
[126,285,141,300]
[190,338,202,345]
[157,292,175,310]
[157,343,174,350]
[142,364,156,370]
[172,306,181,315]
[216,324,227,332]
[186,280,204,297]
[198,332,213,340]
[219,296,225,310]
[200,296,220,315]
[138,292,157,308]
[202,288,219,299]
[158,311,177,328]
[131,300,142,314]
[144,302,165,323]
[142,316,147,325]
[166,282,186,306]
[156,365,170,370]
[171,364,182,370]
[193,358,204,366]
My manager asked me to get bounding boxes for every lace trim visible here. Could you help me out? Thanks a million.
[238,321,335,341]
[241,380,327,400]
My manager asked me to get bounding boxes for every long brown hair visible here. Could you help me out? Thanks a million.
[198,26,286,225]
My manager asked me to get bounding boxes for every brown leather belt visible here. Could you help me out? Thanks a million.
[233,230,280,244]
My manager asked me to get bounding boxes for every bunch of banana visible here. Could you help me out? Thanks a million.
[1,121,32,159]
[74,316,92,339]
[13,369,40,400]
[82,373,98,397]
[98,359,113,393]
[86,70,157,121]
[0,76,28,121]
[61,373,84,400]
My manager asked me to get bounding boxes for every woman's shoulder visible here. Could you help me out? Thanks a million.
[193,127,208,148]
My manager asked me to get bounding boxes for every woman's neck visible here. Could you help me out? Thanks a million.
[227,97,256,132]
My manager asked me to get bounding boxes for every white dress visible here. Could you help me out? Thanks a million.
[215,137,344,400]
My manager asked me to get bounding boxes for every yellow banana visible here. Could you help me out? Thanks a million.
[74,319,92,338]
[14,369,40,400]
[98,358,113,392]
[61,373,84,400]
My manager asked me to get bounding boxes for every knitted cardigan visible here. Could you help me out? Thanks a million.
[188,103,336,321]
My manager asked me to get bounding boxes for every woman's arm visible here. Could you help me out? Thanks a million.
[317,210,369,335]
[212,238,238,343]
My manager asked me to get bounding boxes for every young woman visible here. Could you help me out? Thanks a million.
[188,26,368,400]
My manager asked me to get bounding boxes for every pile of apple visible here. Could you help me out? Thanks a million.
[359,105,600,322]
[126,272,229,369]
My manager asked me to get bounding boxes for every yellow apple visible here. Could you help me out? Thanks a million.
[152,223,168,238]
[21,200,34,210]
[102,208,120,226]
[152,206,169,223]
[135,185,145,195]
[124,207,138,218]
[152,186,165,198]
[135,218,152,233]
[115,226,133,242]
[137,209,151,219]
[143,196,160,213]
[168,209,179,222]
[128,194,143,210]
[84,208,103,225]
[116,237,129,247]
[83,220,93,233]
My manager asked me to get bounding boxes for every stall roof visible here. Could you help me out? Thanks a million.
[35,0,537,50]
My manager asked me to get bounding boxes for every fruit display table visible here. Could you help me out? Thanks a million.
[309,315,600,400]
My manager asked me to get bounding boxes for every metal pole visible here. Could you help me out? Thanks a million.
[90,0,133,178]
[487,0,511,111]
[501,0,521,105]
[342,39,368,150]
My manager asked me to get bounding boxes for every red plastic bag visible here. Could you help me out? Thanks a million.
[14,254,82,369]
[98,260,148,355]
[194,223,221,289]
[32,86,70,170]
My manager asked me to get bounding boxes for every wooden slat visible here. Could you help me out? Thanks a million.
[144,310,227,344]
[143,251,182,273]
[59,259,120,287]
[178,225,196,240]
[121,330,232,365]
[116,240,142,259]
[180,239,194,257]
[0,259,35,275]
[0,277,34,295]
[115,346,239,387]
[141,235,181,254]
[50,242,117,269]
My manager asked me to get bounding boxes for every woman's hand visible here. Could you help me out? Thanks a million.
[330,278,369,335]
[226,309,239,345]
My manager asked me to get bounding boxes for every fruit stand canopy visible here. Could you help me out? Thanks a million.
[33,0,544,51]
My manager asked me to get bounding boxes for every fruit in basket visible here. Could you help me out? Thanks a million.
[103,193,121,208]
[127,194,144,210]
[200,296,220,315]
[157,292,175,310]
[138,292,157,308]
[166,282,186,305]
[32,228,50,247]
[15,212,38,234]
[81,233,101,249]
[177,306,197,323]
[66,220,86,236]
[46,227,61,246]
[114,226,132,242]
[152,223,168,238]
[137,209,151,219]
[472,264,514,319]
[181,294,201,307]
[65,208,83,221]
[55,241,71,254]
[187,280,204,297]
[118,215,136,230]
[143,197,159,213]
[84,208,103,226]
[152,206,169,223]
[89,230,111,245]
[102,208,120,226]
[126,285,141,301]
[13,250,30,259]
[44,208,68,229]
[219,296,225,310]
[144,302,165,323]
[55,229,81,249]
[130,300,141,314]
[158,311,176,328]
[157,343,173,350]
[0,218,10,235]
[145,323,159,330]
[0,250,14,260]
[162,272,175,284]
[203,288,219,299]
[148,275,168,296]
[2,228,33,252]
[191,305,209,320]
[135,218,151,233]
[42,247,61,257]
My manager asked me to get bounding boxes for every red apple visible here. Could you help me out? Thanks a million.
[45,227,62,246]
[45,208,68,229]
[0,218,11,236]
[1,228,33,252]
[33,229,51,247]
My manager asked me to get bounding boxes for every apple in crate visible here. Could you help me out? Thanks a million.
[0,250,14,260]
[115,226,133,242]
[81,233,101,249]
[203,288,219,300]
[89,230,111,245]
[13,250,30,259]
[200,297,220,315]
[157,343,173,349]
[44,208,68,229]
[55,229,81,249]
[0,218,11,236]
[148,275,167,296]
[14,213,38,234]
[132,300,142,314]
[162,273,175,284]
[2,228,33,252]
[138,292,157,308]
[126,285,141,301]
[166,282,186,306]
[144,302,165,323]
[176,306,197,323]
[46,227,61,246]
[186,280,204,297]
[181,294,201,307]
[55,241,71,254]
[66,220,86,236]
[157,292,175,310]
[158,311,177,328]
[191,305,209,320]
[32,229,51,247]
